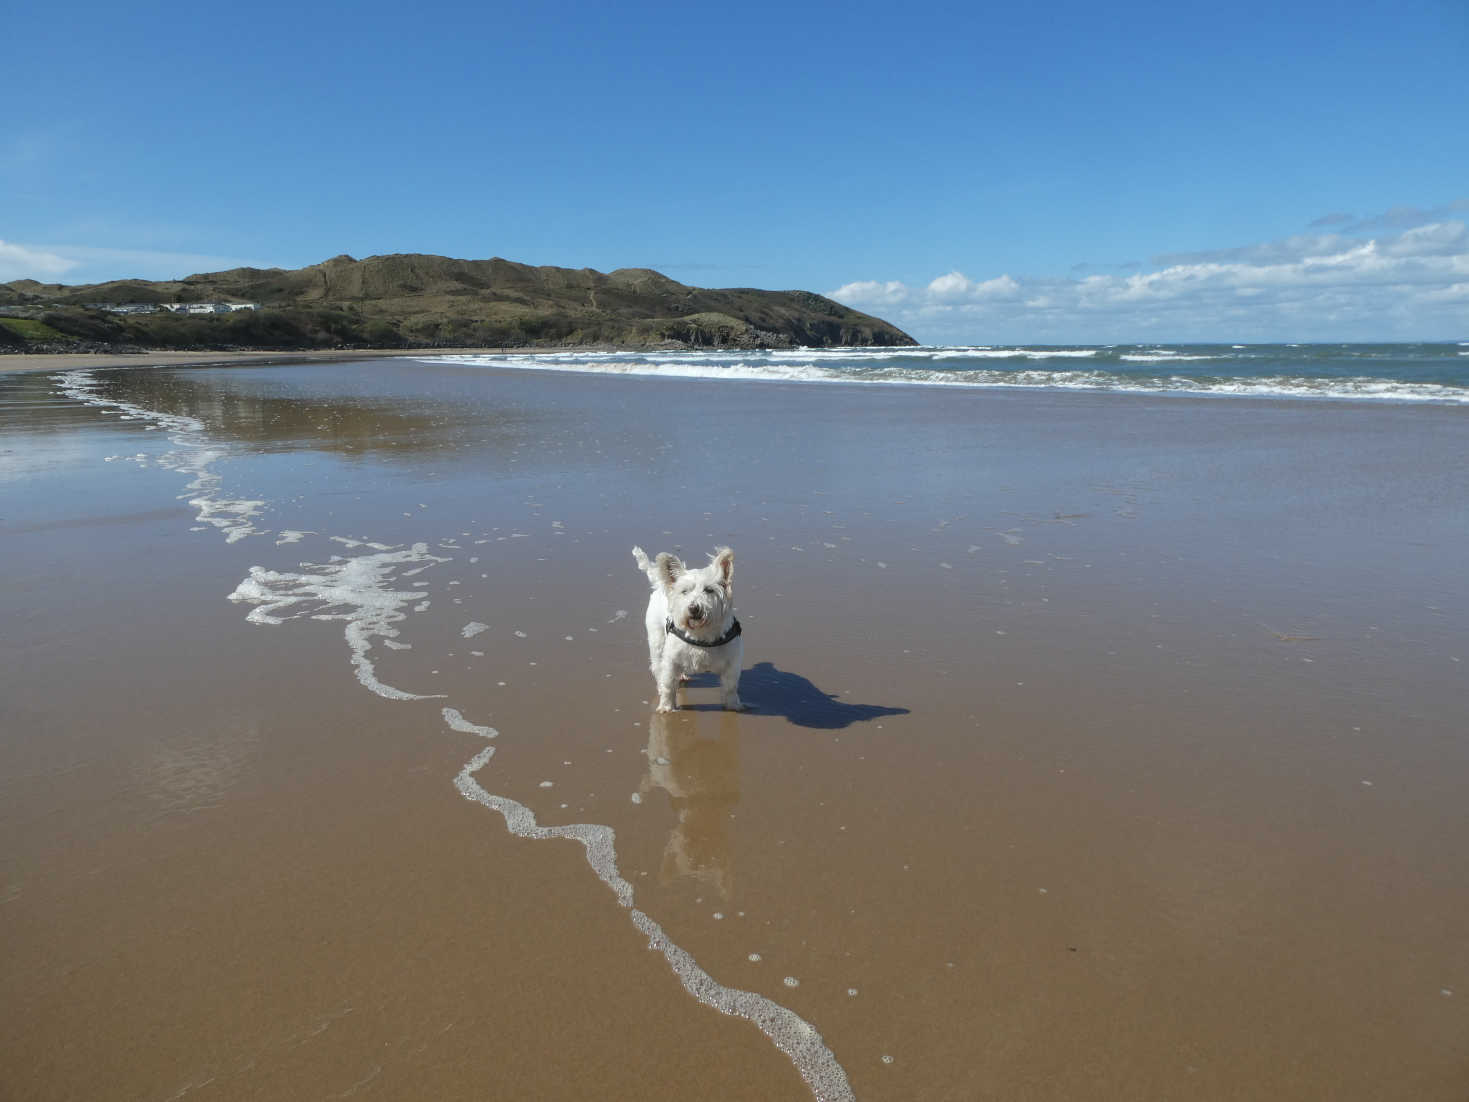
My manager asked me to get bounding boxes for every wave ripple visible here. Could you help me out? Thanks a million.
[417,344,1469,405]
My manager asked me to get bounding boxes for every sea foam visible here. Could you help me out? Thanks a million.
[415,348,1469,404]
[451,745,854,1102]
[228,544,451,701]
[54,370,268,542]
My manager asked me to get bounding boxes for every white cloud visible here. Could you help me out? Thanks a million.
[830,210,1469,343]
[0,240,78,282]
[925,271,1020,302]
[1153,232,1359,268]
[0,241,269,285]
[1307,200,1469,234]
[1422,282,1469,303]
[1381,220,1467,257]
[828,278,911,306]
[926,271,969,299]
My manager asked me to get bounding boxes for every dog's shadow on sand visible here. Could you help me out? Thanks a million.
[685,661,908,730]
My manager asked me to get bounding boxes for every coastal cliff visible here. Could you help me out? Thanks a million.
[0,253,916,352]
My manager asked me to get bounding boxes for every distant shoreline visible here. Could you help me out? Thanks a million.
[0,346,618,375]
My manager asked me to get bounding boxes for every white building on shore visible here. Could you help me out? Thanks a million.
[159,302,260,315]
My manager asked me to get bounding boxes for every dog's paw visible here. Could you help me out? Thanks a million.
[656,702,677,714]
[724,700,750,712]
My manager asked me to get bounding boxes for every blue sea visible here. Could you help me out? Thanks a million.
[422,342,1469,404]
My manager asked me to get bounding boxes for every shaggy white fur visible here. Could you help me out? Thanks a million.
[632,545,745,713]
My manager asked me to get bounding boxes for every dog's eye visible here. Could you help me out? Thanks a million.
[704,586,716,596]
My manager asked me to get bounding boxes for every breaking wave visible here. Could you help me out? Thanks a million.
[417,344,1469,405]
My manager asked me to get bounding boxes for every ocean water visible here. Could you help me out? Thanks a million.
[422,342,1469,404]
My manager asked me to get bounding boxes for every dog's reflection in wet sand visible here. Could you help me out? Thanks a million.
[640,709,740,900]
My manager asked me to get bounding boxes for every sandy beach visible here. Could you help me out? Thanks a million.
[3,357,1466,1100]
[0,347,609,375]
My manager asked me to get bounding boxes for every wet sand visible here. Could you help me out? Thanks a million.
[2,360,1466,1100]
[0,346,645,375]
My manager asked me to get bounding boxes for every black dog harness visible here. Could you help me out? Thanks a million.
[666,618,742,648]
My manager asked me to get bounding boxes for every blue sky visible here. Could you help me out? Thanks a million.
[4,0,1466,342]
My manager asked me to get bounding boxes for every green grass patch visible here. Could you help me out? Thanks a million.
[0,317,67,341]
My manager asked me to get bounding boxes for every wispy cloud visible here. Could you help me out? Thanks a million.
[1151,233,1364,268]
[1070,260,1142,274]
[0,242,271,285]
[0,240,79,282]
[1306,200,1469,235]
[830,202,1469,342]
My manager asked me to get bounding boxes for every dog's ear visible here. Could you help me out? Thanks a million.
[711,547,734,589]
[655,552,683,592]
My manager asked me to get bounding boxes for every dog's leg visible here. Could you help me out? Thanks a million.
[655,662,680,713]
[643,590,667,688]
[718,642,746,711]
[719,672,746,711]
[645,618,664,679]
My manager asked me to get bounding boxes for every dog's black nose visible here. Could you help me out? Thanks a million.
[688,604,703,619]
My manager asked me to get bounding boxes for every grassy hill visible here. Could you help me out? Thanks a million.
[0,253,916,352]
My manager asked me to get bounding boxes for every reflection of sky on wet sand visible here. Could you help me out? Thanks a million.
[40,363,675,499]
[0,430,100,483]
[0,371,140,481]
[75,365,483,459]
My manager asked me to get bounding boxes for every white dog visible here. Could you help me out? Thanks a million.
[632,545,745,713]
